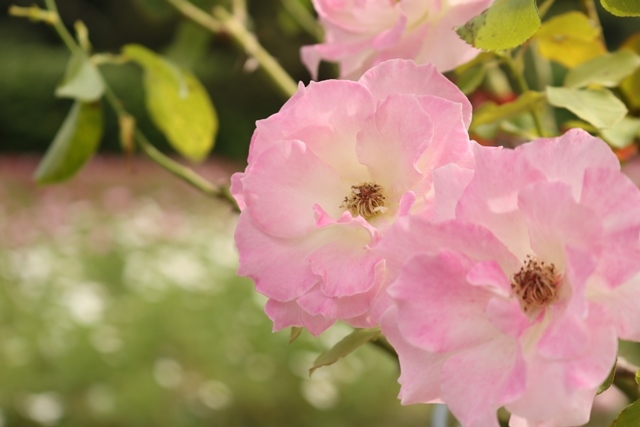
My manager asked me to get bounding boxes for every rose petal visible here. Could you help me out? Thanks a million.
[356,93,432,193]
[389,250,498,353]
[442,337,526,427]
[265,299,335,336]
[242,140,346,238]
[359,60,472,127]
[381,307,446,404]
[235,212,319,301]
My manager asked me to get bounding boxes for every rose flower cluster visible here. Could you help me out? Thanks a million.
[231,57,640,427]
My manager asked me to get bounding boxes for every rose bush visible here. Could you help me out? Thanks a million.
[302,0,493,80]
[377,129,640,427]
[231,59,474,335]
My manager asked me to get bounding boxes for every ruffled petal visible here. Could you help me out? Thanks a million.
[456,144,545,260]
[359,60,472,127]
[507,306,617,426]
[265,299,335,336]
[597,273,640,341]
[242,139,346,238]
[388,250,498,353]
[381,307,446,404]
[356,93,432,194]
[235,212,319,301]
[516,129,620,201]
[441,337,526,427]
[250,80,374,177]
[581,167,640,287]
[377,217,520,280]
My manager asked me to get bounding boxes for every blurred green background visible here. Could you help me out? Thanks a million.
[1,0,639,426]
[0,157,435,426]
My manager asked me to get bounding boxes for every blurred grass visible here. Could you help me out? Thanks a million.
[0,156,431,427]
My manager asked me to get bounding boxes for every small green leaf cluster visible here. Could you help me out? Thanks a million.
[32,10,218,185]
[455,0,640,155]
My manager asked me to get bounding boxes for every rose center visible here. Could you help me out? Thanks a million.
[341,182,387,220]
[511,256,561,314]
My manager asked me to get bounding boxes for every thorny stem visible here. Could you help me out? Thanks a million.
[166,0,298,99]
[35,0,238,209]
[498,52,546,137]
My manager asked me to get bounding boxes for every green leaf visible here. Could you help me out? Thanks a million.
[123,44,218,162]
[564,51,640,89]
[455,0,540,51]
[534,12,606,68]
[55,53,105,102]
[309,328,381,376]
[289,327,303,344]
[600,117,640,149]
[470,91,545,130]
[546,86,627,129]
[618,340,640,367]
[610,399,640,426]
[35,101,104,184]
[598,359,617,395]
[455,62,487,95]
[601,0,640,16]
[635,370,640,385]
[621,34,640,110]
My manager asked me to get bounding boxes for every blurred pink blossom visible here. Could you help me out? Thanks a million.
[231,59,473,335]
[302,0,492,80]
[378,129,640,426]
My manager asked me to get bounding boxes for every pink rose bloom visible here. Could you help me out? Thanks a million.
[302,0,493,80]
[231,59,473,335]
[378,129,640,426]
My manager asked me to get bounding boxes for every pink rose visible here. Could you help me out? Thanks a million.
[378,129,640,426]
[302,0,493,80]
[231,59,473,335]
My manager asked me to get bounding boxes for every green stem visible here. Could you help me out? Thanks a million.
[166,0,298,99]
[41,0,238,208]
[581,0,605,43]
[232,0,247,24]
[43,0,82,55]
[537,0,556,19]
[135,130,239,209]
[281,0,323,42]
[498,52,546,137]
[102,83,240,210]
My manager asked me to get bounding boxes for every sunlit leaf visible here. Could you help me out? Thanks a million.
[621,33,640,110]
[601,0,640,17]
[598,359,617,395]
[123,44,218,162]
[455,0,540,51]
[610,399,640,426]
[546,86,627,129]
[309,328,381,376]
[564,50,640,88]
[470,91,545,130]
[600,117,640,148]
[35,101,104,184]
[55,53,105,102]
[534,12,606,68]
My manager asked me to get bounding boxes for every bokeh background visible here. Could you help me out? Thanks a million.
[1,0,639,426]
